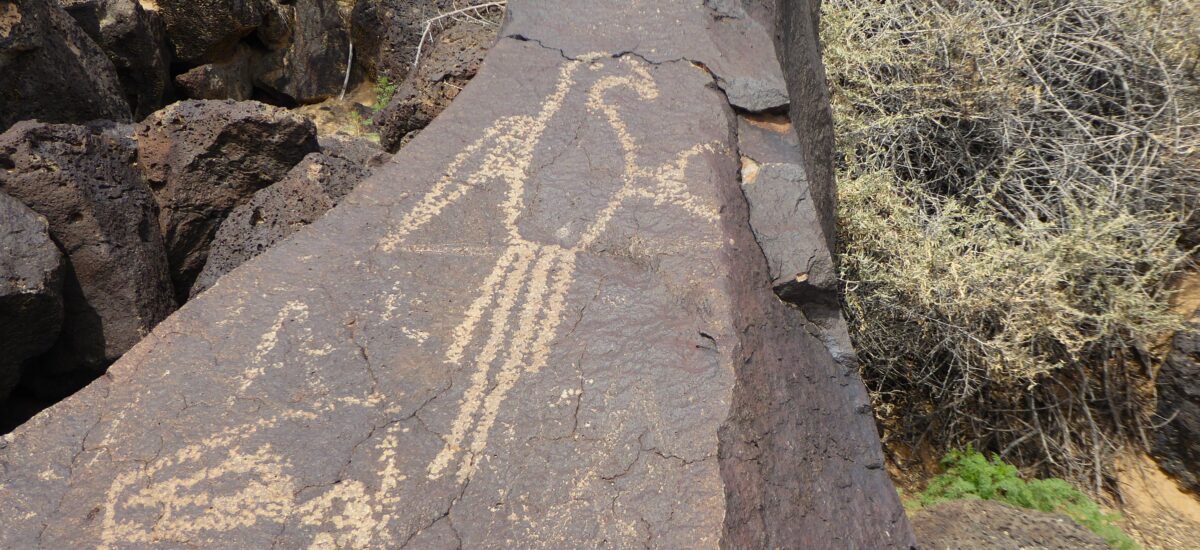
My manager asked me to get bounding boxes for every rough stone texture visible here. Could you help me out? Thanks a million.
[375,18,494,152]
[737,113,853,366]
[159,0,350,104]
[252,0,351,104]
[911,499,1108,549]
[0,192,64,402]
[136,100,319,300]
[192,147,387,296]
[0,0,130,132]
[156,0,264,63]
[350,0,431,80]
[504,0,790,113]
[773,0,837,251]
[0,1,913,547]
[1152,310,1200,494]
[174,44,256,101]
[317,133,392,168]
[0,121,174,396]
[59,0,170,118]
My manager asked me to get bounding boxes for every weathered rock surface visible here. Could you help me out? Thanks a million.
[60,0,170,118]
[192,145,389,296]
[0,192,64,402]
[317,133,392,167]
[159,0,351,104]
[1153,310,1200,493]
[350,0,432,80]
[375,18,494,152]
[174,44,256,101]
[0,0,130,132]
[737,112,853,366]
[137,100,319,300]
[0,121,174,396]
[0,1,913,547]
[156,0,264,63]
[504,0,789,113]
[252,0,351,104]
[911,499,1108,549]
[773,0,837,250]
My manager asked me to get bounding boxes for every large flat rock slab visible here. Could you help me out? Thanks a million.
[0,1,913,547]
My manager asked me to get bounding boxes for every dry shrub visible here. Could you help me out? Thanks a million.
[824,0,1200,491]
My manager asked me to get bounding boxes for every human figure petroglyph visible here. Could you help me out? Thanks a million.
[98,54,728,548]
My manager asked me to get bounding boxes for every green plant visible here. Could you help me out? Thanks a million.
[373,76,398,113]
[918,449,1138,549]
[349,111,371,128]
[826,0,1199,486]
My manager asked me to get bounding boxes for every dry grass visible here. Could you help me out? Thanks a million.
[825,0,1200,492]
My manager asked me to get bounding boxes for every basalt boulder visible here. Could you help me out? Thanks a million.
[192,143,389,296]
[0,192,64,402]
[0,0,130,132]
[252,0,351,104]
[160,0,351,104]
[317,133,392,167]
[155,0,265,63]
[0,1,914,547]
[772,0,837,250]
[59,0,170,118]
[350,0,430,81]
[174,44,256,101]
[0,121,174,397]
[1152,310,1200,493]
[136,100,319,300]
[736,112,852,366]
[375,18,494,152]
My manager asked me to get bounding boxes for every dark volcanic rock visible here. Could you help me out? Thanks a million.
[252,0,351,104]
[0,0,130,132]
[192,147,386,296]
[773,0,837,250]
[174,44,255,101]
[350,0,430,80]
[911,499,1107,549]
[136,100,319,299]
[375,18,493,152]
[317,133,392,167]
[736,113,853,366]
[0,122,174,395]
[156,0,264,63]
[737,113,835,299]
[161,0,351,104]
[0,1,913,547]
[504,0,789,113]
[60,0,170,118]
[0,192,64,402]
[1153,310,1200,493]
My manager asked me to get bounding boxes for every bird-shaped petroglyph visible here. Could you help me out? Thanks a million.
[377,55,723,483]
[98,54,726,548]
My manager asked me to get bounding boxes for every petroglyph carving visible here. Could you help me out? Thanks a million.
[98,54,726,547]
[404,56,723,482]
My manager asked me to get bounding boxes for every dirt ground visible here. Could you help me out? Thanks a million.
[1115,454,1200,549]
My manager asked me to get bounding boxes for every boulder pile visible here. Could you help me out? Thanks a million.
[0,102,385,416]
[0,0,468,417]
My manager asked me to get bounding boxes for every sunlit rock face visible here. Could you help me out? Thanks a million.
[0,2,913,547]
